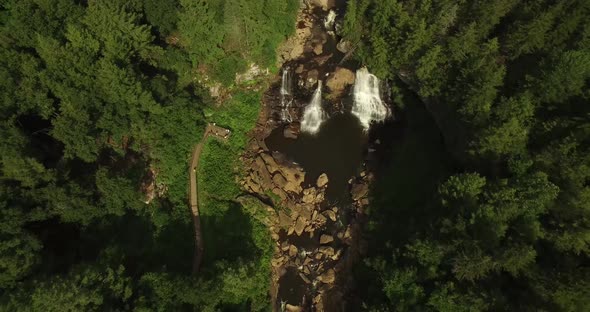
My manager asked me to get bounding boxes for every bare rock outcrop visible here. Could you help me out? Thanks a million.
[326,67,355,99]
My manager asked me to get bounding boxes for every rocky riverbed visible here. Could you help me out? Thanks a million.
[240,136,372,311]
[238,0,384,311]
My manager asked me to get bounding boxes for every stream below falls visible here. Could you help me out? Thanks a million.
[260,1,395,310]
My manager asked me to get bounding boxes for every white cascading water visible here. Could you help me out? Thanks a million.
[300,81,326,134]
[324,10,337,32]
[352,67,390,130]
[280,67,293,122]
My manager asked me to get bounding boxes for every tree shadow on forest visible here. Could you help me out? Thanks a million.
[367,85,452,254]
[353,83,453,308]
[200,201,258,270]
[29,212,195,277]
[95,213,195,275]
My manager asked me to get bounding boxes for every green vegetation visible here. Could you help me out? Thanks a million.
[194,91,273,310]
[344,0,590,310]
[3,0,590,310]
[178,0,298,85]
[0,0,296,310]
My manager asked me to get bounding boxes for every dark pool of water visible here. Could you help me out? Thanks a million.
[278,267,308,306]
[266,113,367,204]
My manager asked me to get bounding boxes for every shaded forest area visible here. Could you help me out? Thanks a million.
[343,0,590,311]
[2,0,590,311]
[0,0,297,310]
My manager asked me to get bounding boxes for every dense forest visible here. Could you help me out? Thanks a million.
[0,0,297,310]
[343,0,590,310]
[2,0,590,311]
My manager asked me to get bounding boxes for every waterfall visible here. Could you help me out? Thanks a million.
[300,81,326,134]
[352,68,390,130]
[280,67,293,122]
[324,10,337,32]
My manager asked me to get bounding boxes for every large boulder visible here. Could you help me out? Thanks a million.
[331,249,342,261]
[309,0,336,11]
[278,15,312,62]
[320,234,334,244]
[297,204,313,222]
[286,304,304,312]
[313,42,323,55]
[277,163,305,194]
[294,217,306,236]
[319,246,335,257]
[259,153,279,174]
[351,182,369,201]
[336,39,353,54]
[302,187,323,204]
[326,67,355,98]
[316,173,329,188]
[278,211,293,228]
[272,256,285,267]
[323,209,337,222]
[289,245,298,257]
[254,156,273,187]
[306,69,319,89]
[318,269,336,284]
[313,213,327,227]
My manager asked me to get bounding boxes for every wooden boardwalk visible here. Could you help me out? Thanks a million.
[190,123,230,273]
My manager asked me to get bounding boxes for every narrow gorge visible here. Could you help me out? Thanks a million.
[239,1,394,310]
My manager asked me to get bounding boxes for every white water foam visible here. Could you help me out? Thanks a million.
[352,67,390,130]
[300,81,326,134]
[324,10,337,32]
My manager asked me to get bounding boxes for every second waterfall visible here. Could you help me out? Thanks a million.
[352,67,390,130]
[280,67,293,122]
[300,81,326,134]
